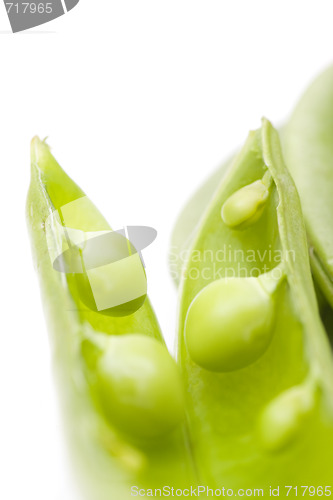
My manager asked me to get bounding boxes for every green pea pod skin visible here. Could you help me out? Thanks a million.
[171,67,333,314]
[283,65,333,309]
[170,158,232,286]
[177,120,333,491]
[27,138,196,500]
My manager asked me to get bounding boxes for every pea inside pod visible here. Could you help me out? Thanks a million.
[221,172,272,230]
[27,137,196,499]
[185,269,282,372]
[96,334,185,440]
[176,119,333,490]
[170,65,333,324]
[259,377,319,452]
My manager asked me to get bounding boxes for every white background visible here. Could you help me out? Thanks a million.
[1,1,333,498]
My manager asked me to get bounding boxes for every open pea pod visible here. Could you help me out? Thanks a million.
[283,65,333,309]
[171,66,333,319]
[27,138,196,500]
[177,119,333,491]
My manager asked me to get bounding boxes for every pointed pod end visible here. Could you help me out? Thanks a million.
[261,116,271,127]
[30,136,52,171]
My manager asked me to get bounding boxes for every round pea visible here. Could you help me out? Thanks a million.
[96,334,185,439]
[185,277,275,372]
[259,384,316,452]
[221,179,269,229]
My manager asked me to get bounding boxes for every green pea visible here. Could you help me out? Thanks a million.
[221,179,270,229]
[42,189,148,318]
[185,276,275,372]
[171,65,333,315]
[74,256,147,317]
[259,382,317,452]
[96,334,185,439]
[27,137,196,499]
[28,70,333,500]
[174,119,333,489]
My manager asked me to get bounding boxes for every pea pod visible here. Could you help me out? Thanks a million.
[170,66,333,320]
[177,119,333,490]
[283,65,333,309]
[27,138,196,500]
[170,157,232,285]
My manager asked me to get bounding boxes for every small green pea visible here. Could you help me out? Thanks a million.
[259,383,316,452]
[221,179,269,229]
[185,277,275,372]
[96,334,185,440]
[74,254,147,317]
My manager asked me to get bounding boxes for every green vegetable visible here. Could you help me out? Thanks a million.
[185,272,277,372]
[170,66,333,316]
[283,65,333,309]
[27,137,195,500]
[28,69,333,496]
[221,173,271,229]
[176,119,333,489]
[259,378,318,453]
[95,334,185,439]
[169,157,232,286]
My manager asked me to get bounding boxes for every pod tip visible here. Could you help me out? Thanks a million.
[30,135,52,170]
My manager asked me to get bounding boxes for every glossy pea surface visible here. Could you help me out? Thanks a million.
[259,383,316,452]
[96,334,185,439]
[185,277,275,372]
[221,179,269,229]
[174,120,333,489]
[27,137,196,499]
